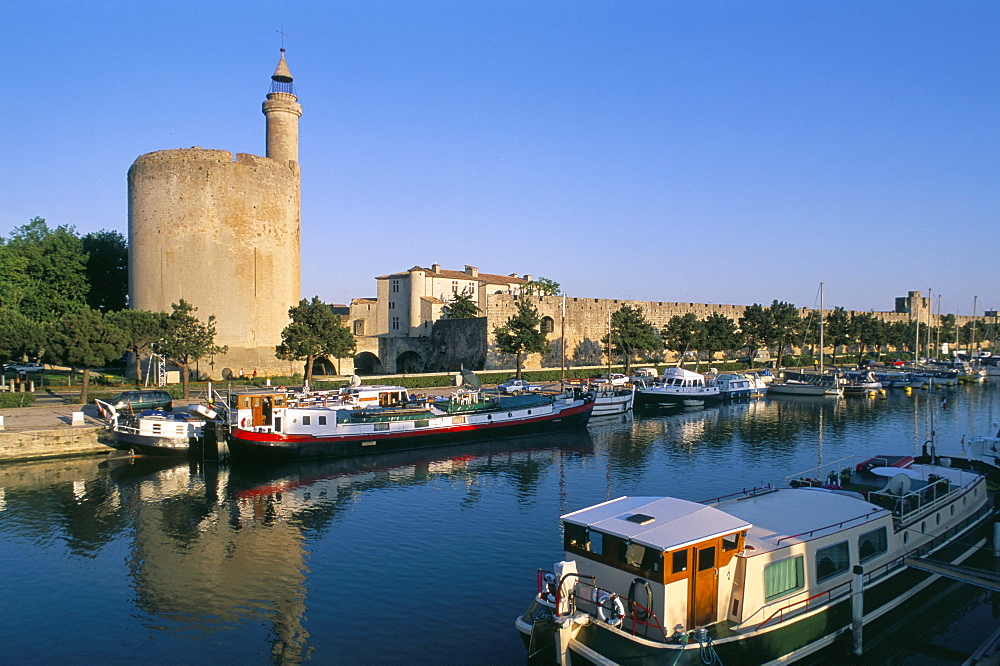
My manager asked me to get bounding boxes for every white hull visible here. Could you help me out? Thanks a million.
[591,386,635,416]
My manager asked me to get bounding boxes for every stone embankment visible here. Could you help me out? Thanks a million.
[0,396,110,463]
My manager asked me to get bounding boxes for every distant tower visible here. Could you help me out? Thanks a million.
[128,50,302,378]
[263,48,302,165]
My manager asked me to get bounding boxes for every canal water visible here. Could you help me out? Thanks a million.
[2,384,1000,664]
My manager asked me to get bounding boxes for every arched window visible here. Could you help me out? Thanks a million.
[541,316,555,334]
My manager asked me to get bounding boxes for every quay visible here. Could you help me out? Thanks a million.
[0,396,109,463]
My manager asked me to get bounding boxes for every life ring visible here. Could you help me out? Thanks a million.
[240,417,247,428]
[596,592,626,626]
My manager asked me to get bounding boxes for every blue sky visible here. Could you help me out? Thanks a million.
[3,1,998,315]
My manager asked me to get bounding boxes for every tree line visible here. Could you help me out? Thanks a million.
[491,298,993,377]
[0,218,355,400]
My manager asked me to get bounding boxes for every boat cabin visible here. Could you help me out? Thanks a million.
[658,367,708,389]
[562,497,750,632]
[232,385,410,432]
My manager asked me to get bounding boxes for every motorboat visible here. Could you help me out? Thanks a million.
[767,370,843,397]
[636,367,721,406]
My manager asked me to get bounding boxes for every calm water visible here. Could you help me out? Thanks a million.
[3,384,1000,665]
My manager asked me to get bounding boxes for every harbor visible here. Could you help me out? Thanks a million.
[3,381,1000,664]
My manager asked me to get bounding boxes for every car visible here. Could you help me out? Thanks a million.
[96,390,173,416]
[496,378,543,394]
[4,362,44,373]
[603,373,629,386]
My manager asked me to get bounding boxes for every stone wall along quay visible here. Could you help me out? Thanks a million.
[0,404,111,463]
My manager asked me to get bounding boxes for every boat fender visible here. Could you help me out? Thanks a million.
[240,417,247,428]
[596,592,626,626]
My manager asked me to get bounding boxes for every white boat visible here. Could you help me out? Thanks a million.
[636,367,721,406]
[841,370,883,396]
[767,370,843,397]
[711,373,766,400]
[589,383,636,417]
[96,400,225,456]
[516,455,991,665]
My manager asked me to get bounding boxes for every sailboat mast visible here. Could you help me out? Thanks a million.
[560,292,566,387]
[972,295,978,358]
[819,282,824,375]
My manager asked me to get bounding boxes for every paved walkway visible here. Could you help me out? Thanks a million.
[0,392,104,432]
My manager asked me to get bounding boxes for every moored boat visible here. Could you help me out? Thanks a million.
[589,383,636,417]
[227,385,594,462]
[96,399,225,456]
[711,373,766,400]
[516,455,992,664]
[841,370,883,396]
[636,367,721,406]
[767,370,843,397]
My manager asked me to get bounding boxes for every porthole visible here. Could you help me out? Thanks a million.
[921,521,926,533]
[964,497,968,507]
[528,410,532,415]
[487,414,492,420]
[903,532,909,544]
[508,412,513,417]
[950,505,955,516]
[936,514,941,526]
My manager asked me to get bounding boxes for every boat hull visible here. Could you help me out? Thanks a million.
[635,389,721,406]
[228,400,594,462]
[109,430,192,456]
[591,388,635,416]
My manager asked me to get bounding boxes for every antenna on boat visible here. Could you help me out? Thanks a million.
[887,473,911,496]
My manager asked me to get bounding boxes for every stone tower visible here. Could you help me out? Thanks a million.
[128,50,302,379]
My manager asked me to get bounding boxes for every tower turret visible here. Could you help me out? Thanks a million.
[262,48,302,166]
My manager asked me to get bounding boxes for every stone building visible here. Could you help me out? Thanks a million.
[128,50,302,379]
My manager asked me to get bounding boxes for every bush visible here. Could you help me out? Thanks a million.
[0,392,37,408]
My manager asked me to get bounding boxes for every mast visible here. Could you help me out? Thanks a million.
[560,292,566,388]
[972,295,979,359]
[606,309,612,378]
[819,282,824,374]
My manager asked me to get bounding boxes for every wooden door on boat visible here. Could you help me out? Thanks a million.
[690,541,718,627]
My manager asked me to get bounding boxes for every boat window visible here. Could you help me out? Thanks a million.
[815,541,850,582]
[319,416,327,426]
[618,541,662,574]
[672,550,688,574]
[698,546,716,572]
[590,531,605,556]
[764,556,805,601]
[302,416,310,426]
[858,527,887,563]
[564,523,588,550]
[723,533,741,552]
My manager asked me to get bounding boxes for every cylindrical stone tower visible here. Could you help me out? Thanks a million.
[128,50,302,379]
[263,48,302,166]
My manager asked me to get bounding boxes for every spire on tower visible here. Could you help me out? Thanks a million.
[270,48,295,94]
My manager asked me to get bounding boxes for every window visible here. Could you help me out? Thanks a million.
[618,542,662,574]
[452,281,459,293]
[672,550,688,574]
[353,319,366,335]
[815,541,850,581]
[389,301,396,309]
[541,317,555,334]
[391,280,400,293]
[392,316,400,330]
[698,546,716,572]
[764,556,805,601]
[302,416,311,426]
[858,527,887,563]
[564,523,588,550]
[319,416,327,425]
[723,532,742,552]
[590,531,605,556]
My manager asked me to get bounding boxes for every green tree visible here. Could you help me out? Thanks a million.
[606,305,662,373]
[157,300,227,399]
[521,277,561,296]
[82,230,128,312]
[768,301,800,366]
[444,288,481,319]
[4,217,90,322]
[852,312,885,363]
[701,313,741,364]
[939,314,957,346]
[572,339,603,366]
[48,307,124,405]
[738,304,771,366]
[824,307,852,364]
[275,297,356,384]
[0,308,46,363]
[106,309,169,384]
[661,313,702,364]
[493,299,548,379]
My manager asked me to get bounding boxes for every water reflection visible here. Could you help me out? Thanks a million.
[2,383,998,663]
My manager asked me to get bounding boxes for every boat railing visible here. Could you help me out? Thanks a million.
[754,578,854,631]
[774,508,887,546]
[700,484,774,506]
[537,570,669,642]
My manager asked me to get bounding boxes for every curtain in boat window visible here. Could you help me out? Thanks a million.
[815,541,850,581]
[764,556,804,601]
